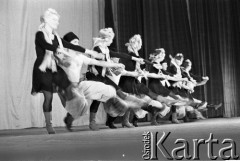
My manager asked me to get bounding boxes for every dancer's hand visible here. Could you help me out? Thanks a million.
[202,76,209,80]
[138,58,145,64]
[132,57,145,64]
[117,63,125,69]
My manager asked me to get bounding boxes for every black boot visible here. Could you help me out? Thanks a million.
[132,115,139,127]
[64,113,74,132]
[183,112,190,122]
[151,112,159,125]
[106,115,117,129]
[171,106,180,124]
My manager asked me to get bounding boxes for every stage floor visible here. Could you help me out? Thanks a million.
[0,117,239,160]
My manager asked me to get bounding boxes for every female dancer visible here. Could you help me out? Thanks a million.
[31,8,102,134]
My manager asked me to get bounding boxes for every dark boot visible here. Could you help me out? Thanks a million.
[64,113,74,132]
[172,112,180,124]
[132,115,139,127]
[151,112,159,125]
[106,115,117,129]
[44,112,56,134]
[89,112,99,131]
[183,112,190,122]
[122,109,134,128]
[171,106,180,124]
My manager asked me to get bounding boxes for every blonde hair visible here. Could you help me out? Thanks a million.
[99,28,115,40]
[39,8,60,29]
[149,48,165,61]
[125,34,142,52]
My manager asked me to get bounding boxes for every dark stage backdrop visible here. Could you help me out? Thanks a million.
[105,0,240,118]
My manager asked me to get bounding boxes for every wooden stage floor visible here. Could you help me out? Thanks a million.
[0,117,239,160]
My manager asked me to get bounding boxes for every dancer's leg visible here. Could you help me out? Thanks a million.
[106,114,118,129]
[122,109,134,128]
[42,90,55,134]
[89,100,101,131]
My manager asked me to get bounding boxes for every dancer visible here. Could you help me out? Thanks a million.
[31,8,101,134]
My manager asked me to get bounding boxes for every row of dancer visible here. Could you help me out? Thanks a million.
[31,8,221,134]
[32,8,168,134]
[101,35,222,128]
[61,31,220,130]
[119,48,222,127]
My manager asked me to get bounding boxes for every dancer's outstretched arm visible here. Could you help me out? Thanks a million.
[88,58,125,69]
[121,70,140,77]
[55,50,123,69]
[195,77,209,86]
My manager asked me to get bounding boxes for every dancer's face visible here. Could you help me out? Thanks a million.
[159,52,166,62]
[46,14,59,30]
[185,63,192,71]
[155,52,165,63]
[70,39,79,46]
[175,59,183,66]
[162,62,168,70]
[132,41,142,51]
[105,37,113,46]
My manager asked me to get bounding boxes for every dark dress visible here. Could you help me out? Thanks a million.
[86,46,134,90]
[118,52,150,95]
[148,62,171,97]
[31,31,86,94]
[167,64,193,100]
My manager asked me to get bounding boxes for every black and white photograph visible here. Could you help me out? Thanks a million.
[0,0,239,160]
